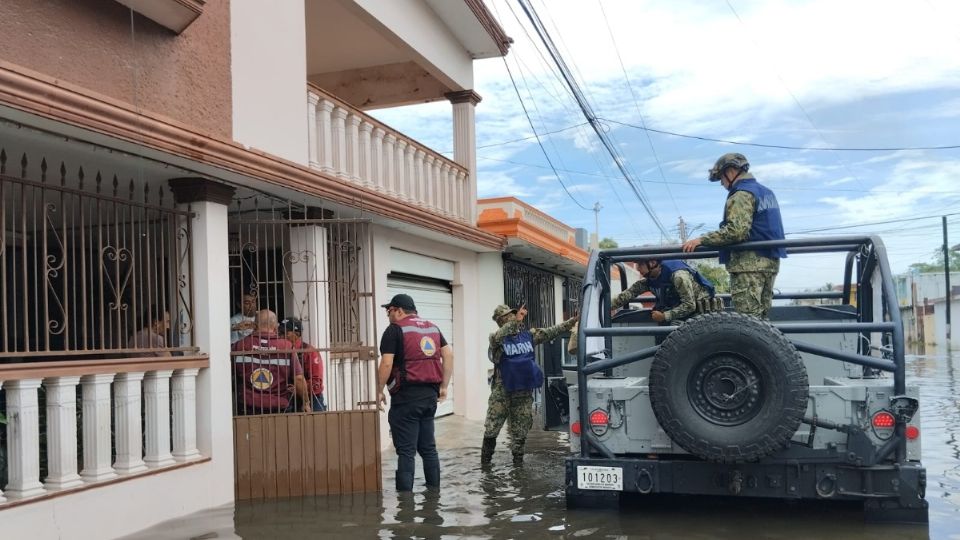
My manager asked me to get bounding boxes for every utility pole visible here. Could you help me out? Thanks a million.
[678,216,688,243]
[944,215,951,343]
[591,202,602,250]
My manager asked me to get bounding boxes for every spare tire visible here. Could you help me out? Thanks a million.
[649,312,808,463]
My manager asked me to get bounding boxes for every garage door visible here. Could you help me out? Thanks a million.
[387,273,454,416]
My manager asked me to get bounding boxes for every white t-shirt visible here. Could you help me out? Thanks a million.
[230,313,254,343]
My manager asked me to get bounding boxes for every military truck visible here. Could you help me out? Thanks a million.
[564,236,927,523]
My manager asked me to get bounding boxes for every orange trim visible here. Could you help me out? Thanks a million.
[0,61,503,250]
[479,217,588,265]
[478,196,576,234]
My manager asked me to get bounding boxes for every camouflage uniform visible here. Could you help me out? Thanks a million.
[612,270,712,322]
[483,310,576,464]
[699,173,780,319]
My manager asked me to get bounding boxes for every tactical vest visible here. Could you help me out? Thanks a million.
[388,316,444,395]
[718,179,787,264]
[233,333,297,411]
[646,260,716,312]
[500,330,544,392]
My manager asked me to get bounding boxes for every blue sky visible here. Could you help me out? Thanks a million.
[372,0,960,292]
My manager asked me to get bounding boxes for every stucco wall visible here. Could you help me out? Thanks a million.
[0,0,233,138]
[230,0,309,165]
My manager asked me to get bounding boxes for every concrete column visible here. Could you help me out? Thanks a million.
[346,113,361,182]
[384,134,397,196]
[394,139,408,199]
[80,373,118,482]
[288,224,330,353]
[4,379,45,499]
[404,143,416,203]
[424,154,435,211]
[359,121,374,188]
[414,149,426,205]
[168,177,237,507]
[371,127,385,192]
[446,90,482,225]
[331,106,348,177]
[43,375,83,490]
[144,370,176,468]
[172,368,202,462]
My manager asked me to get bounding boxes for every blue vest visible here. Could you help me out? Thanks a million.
[718,179,786,264]
[499,330,543,392]
[647,260,716,312]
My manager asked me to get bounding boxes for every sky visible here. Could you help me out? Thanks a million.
[371,0,960,292]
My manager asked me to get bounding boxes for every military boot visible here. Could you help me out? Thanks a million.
[512,438,525,466]
[481,437,497,465]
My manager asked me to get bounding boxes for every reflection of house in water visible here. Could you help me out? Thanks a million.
[0,0,512,536]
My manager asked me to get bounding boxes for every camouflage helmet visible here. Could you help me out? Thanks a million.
[492,304,517,323]
[708,153,750,181]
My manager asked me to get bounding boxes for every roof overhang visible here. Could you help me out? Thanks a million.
[504,239,586,278]
[426,0,512,58]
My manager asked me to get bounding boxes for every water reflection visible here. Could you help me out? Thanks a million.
[127,349,960,540]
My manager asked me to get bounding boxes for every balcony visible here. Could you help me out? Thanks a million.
[307,84,471,224]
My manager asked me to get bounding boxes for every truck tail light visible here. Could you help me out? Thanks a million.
[590,410,609,426]
[871,411,895,429]
[905,425,920,440]
[571,421,582,436]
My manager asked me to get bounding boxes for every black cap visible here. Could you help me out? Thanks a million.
[279,317,303,334]
[381,293,417,311]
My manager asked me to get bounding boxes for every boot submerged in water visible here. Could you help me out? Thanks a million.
[481,436,496,465]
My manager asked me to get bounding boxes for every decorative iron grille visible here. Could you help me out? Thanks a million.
[503,257,556,329]
[0,150,195,358]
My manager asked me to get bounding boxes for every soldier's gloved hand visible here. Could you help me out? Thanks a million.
[651,311,666,323]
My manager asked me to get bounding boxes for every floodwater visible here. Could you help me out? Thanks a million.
[126,348,960,540]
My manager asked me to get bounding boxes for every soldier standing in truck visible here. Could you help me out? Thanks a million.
[681,153,786,319]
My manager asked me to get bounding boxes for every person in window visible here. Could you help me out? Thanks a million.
[129,304,171,357]
[230,293,258,343]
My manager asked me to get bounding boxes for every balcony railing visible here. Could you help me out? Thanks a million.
[307,85,471,224]
[0,356,208,504]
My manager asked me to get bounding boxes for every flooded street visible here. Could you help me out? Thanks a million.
[128,349,960,540]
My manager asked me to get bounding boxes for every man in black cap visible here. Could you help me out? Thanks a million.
[377,293,454,492]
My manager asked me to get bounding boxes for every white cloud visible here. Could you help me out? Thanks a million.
[751,160,824,180]
[823,176,856,187]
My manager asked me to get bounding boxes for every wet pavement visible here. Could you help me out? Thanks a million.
[127,348,960,540]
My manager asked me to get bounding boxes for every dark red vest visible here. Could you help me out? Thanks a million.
[388,316,444,394]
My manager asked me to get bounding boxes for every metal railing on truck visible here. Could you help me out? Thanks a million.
[573,235,906,462]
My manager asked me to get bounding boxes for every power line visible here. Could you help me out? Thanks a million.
[515,0,670,238]
[473,122,589,151]
[601,118,960,152]
[596,0,679,217]
[787,212,960,235]
[500,54,591,211]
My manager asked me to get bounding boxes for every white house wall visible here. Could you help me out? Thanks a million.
[371,225,501,447]
[230,0,309,164]
[932,298,960,347]
[346,0,475,92]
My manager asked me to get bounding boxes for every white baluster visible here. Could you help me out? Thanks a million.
[307,91,320,169]
[433,158,445,216]
[346,113,361,182]
[4,379,45,499]
[80,373,117,482]
[438,163,451,218]
[384,133,397,196]
[43,375,83,490]
[394,139,408,200]
[144,370,175,468]
[171,368,201,462]
[424,155,435,212]
[415,149,426,207]
[331,106,348,177]
[457,170,469,223]
[114,372,147,475]
[371,127,385,192]
[317,98,335,174]
[359,121,373,188]
[405,144,416,203]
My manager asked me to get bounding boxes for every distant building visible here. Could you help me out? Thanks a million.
[895,271,960,346]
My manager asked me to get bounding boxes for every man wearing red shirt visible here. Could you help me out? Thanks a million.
[280,317,327,412]
[232,310,311,415]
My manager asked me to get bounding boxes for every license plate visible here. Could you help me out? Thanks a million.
[576,465,623,491]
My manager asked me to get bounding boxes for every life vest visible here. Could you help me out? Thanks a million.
[718,179,787,264]
[646,260,716,312]
[232,333,297,411]
[388,316,444,395]
[500,330,544,392]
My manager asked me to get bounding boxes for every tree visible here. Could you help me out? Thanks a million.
[598,237,619,249]
[909,249,960,273]
[694,260,729,293]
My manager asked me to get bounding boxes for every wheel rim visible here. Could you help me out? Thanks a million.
[687,352,764,426]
